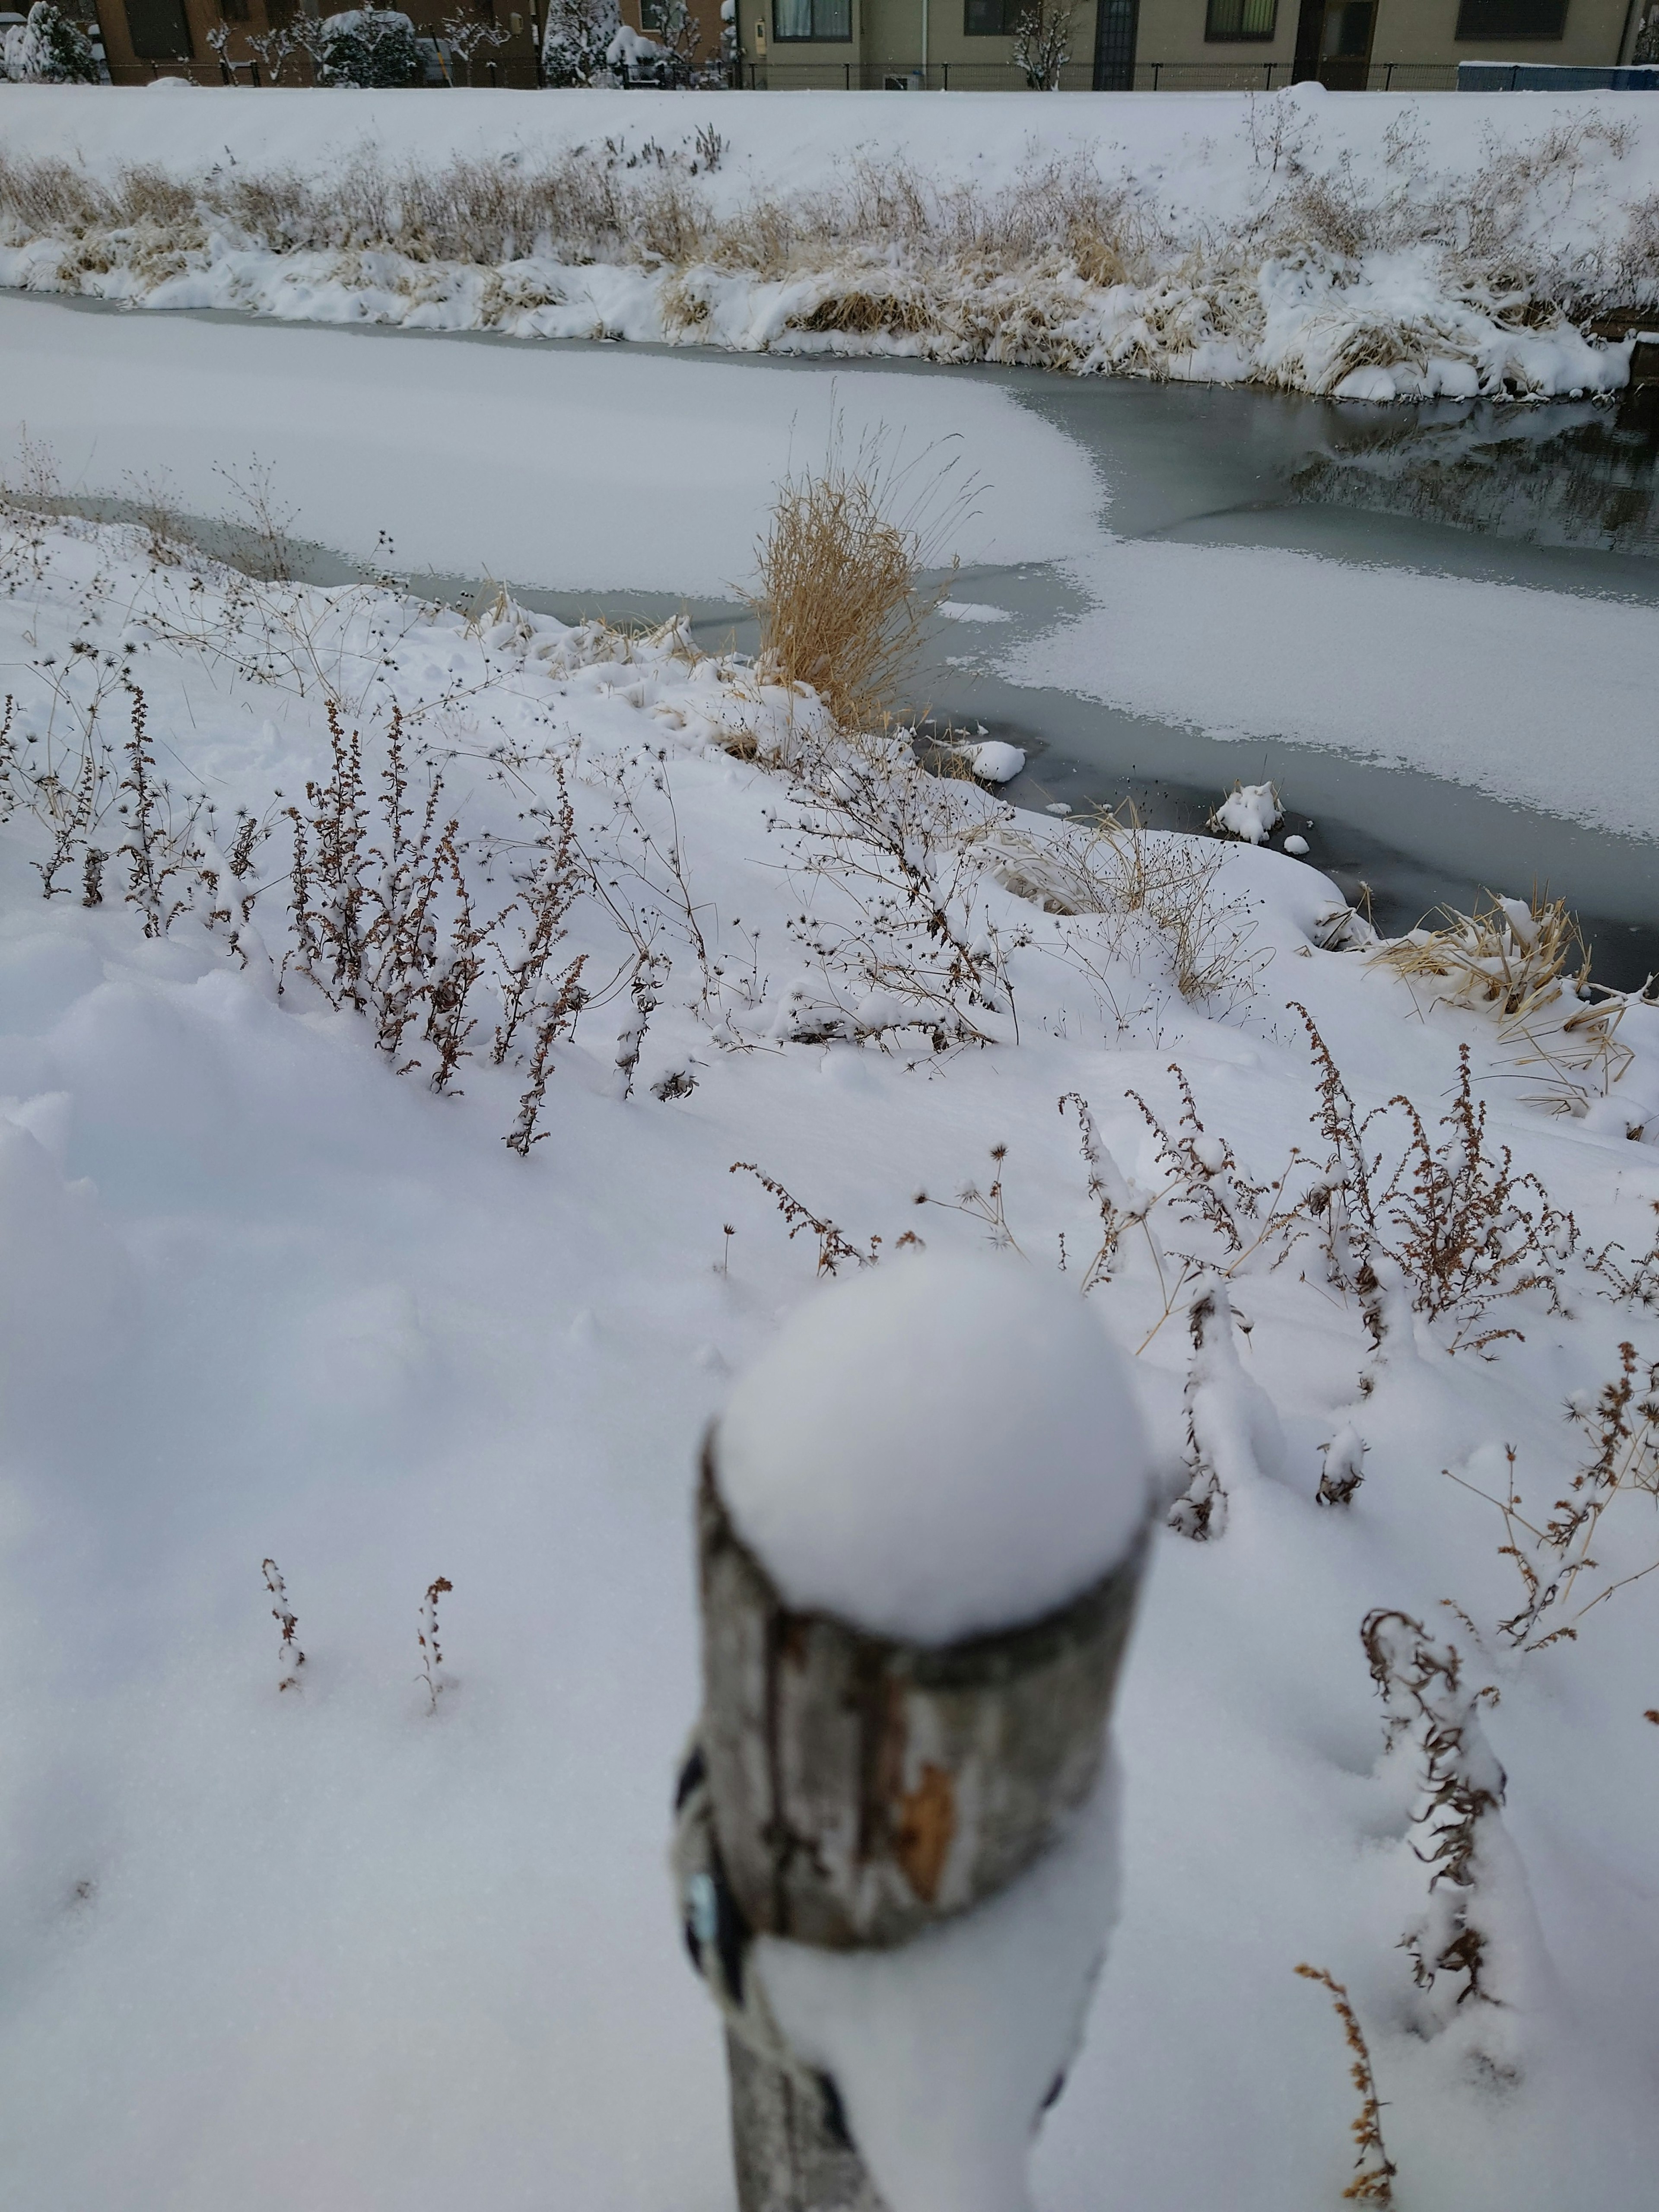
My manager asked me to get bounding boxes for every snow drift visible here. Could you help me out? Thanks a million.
[0,83,1654,397]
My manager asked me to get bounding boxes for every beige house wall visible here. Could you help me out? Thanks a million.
[1130,0,1297,66]
[1370,0,1635,64]
[738,0,1640,75]
[737,0,1107,78]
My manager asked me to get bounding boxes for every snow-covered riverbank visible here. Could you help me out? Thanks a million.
[2,494,1658,2209]
[0,83,1653,397]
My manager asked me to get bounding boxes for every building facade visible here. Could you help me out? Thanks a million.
[91,0,542,83]
[735,0,1643,88]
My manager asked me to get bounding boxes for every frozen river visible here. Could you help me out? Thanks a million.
[5,291,1657,976]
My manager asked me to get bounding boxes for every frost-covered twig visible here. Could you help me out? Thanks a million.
[417,1576,453,1713]
[262,1558,305,1692]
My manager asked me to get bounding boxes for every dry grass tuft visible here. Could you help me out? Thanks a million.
[993,806,1268,1008]
[1372,890,1586,1023]
[748,442,947,732]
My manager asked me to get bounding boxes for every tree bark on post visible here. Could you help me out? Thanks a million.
[675,1441,1148,2212]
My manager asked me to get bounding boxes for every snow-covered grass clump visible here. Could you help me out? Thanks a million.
[0,84,1656,398]
[2,486,1659,2207]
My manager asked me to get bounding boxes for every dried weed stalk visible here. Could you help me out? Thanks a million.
[1362,1609,1507,2015]
[777,728,1022,1049]
[1292,1010,1576,1352]
[1452,1345,1659,1651]
[1294,1965,1398,2206]
[418,1576,453,1713]
[730,1160,880,1276]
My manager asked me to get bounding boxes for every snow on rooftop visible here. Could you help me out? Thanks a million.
[716,1256,1150,1646]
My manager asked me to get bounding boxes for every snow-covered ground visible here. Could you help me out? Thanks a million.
[2,482,1659,2209]
[1,84,1656,397]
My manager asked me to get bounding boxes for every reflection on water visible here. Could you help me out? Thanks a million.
[1290,391,1659,557]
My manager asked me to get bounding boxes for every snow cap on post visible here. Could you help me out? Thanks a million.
[717,1255,1150,1646]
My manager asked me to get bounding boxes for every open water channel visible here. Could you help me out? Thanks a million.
[433,348,1659,988]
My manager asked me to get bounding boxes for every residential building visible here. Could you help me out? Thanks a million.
[91,0,541,83]
[735,0,1645,89]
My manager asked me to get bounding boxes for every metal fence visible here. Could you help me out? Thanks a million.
[738,58,1462,89]
[105,54,545,87]
[105,55,1464,92]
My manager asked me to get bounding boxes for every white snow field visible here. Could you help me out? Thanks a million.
[1,83,1656,397]
[2,478,1659,2212]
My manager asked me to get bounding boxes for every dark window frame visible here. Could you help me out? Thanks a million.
[771,0,853,39]
[1454,0,1567,35]
[964,0,1020,32]
[1205,0,1278,40]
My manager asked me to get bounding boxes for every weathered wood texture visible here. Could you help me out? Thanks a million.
[691,1432,1147,2212]
[697,1438,1145,1952]
[726,2033,887,2212]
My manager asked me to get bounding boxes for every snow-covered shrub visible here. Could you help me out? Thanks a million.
[607,20,667,79]
[540,0,620,85]
[2,2,100,82]
[313,8,423,87]
[1011,0,1074,90]
[435,5,509,82]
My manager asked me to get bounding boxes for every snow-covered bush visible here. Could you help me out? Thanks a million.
[540,0,620,85]
[1011,0,1074,90]
[2,1,100,81]
[313,7,423,86]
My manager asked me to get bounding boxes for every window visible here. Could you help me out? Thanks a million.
[1206,0,1276,37]
[641,0,669,25]
[965,0,1020,31]
[125,0,193,56]
[772,0,851,36]
[1454,0,1567,32]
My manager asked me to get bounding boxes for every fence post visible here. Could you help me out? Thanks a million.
[673,1260,1152,2212]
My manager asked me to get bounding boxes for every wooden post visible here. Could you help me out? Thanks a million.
[675,1438,1148,2212]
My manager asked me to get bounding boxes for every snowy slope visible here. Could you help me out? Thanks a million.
[1,83,1654,397]
[2,500,1659,2209]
